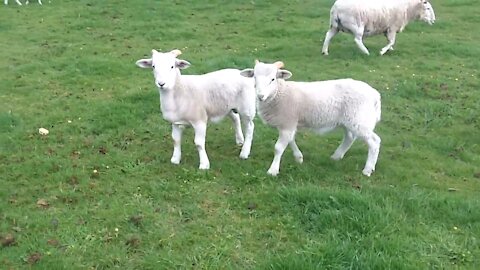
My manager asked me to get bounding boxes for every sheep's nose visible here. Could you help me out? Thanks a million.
[257,94,265,100]
[157,82,166,88]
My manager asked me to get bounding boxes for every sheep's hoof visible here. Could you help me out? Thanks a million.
[330,153,343,161]
[239,152,249,160]
[170,158,181,165]
[267,168,279,176]
[295,156,304,164]
[362,168,374,177]
[322,51,329,56]
[199,163,210,170]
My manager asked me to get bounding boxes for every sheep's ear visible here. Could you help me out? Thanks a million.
[274,61,285,69]
[240,69,254,78]
[170,49,182,57]
[136,58,153,68]
[176,59,191,69]
[277,69,292,80]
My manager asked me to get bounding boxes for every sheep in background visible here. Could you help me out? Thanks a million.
[4,0,23,4]
[322,0,436,55]
[240,60,381,176]
[136,49,256,170]
[4,0,42,5]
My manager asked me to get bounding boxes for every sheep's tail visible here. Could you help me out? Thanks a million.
[329,5,341,29]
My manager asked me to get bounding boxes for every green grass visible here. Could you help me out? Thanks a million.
[1,0,479,269]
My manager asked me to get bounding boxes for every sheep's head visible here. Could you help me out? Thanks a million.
[240,60,292,102]
[419,0,436,25]
[136,49,191,90]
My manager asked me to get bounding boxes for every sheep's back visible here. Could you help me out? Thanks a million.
[332,0,412,35]
[283,79,380,129]
[182,69,253,120]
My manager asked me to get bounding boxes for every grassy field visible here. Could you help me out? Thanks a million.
[1,0,479,269]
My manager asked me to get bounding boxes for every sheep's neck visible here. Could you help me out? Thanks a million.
[158,77,187,123]
[406,2,421,22]
[258,80,291,126]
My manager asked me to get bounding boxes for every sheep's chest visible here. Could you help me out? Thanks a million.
[159,90,202,124]
[159,91,181,123]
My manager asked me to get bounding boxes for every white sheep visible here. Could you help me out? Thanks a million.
[136,49,256,170]
[322,0,436,55]
[240,60,381,176]
[4,0,42,5]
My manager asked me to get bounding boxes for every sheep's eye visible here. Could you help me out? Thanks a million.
[271,78,275,82]
[171,66,174,69]
[152,65,155,69]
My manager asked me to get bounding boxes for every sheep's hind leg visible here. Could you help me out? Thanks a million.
[268,129,296,176]
[380,31,396,55]
[15,0,22,5]
[360,131,381,176]
[331,129,356,160]
[192,122,210,170]
[322,27,339,55]
[170,124,184,165]
[228,110,244,145]
[239,116,254,159]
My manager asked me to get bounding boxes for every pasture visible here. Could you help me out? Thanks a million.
[1,0,479,269]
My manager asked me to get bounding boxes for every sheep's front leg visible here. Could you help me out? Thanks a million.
[170,124,183,165]
[380,31,396,55]
[192,122,210,170]
[15,0,23,5]
[268,129,295,176]
[228,111,244,145]
[239,117,254,159]
[352,26,370,55]
[322,27,339,55]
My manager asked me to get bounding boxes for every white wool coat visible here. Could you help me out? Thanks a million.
[331,0,425,36]
[159,69,254,124]
[257,78,381,132]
